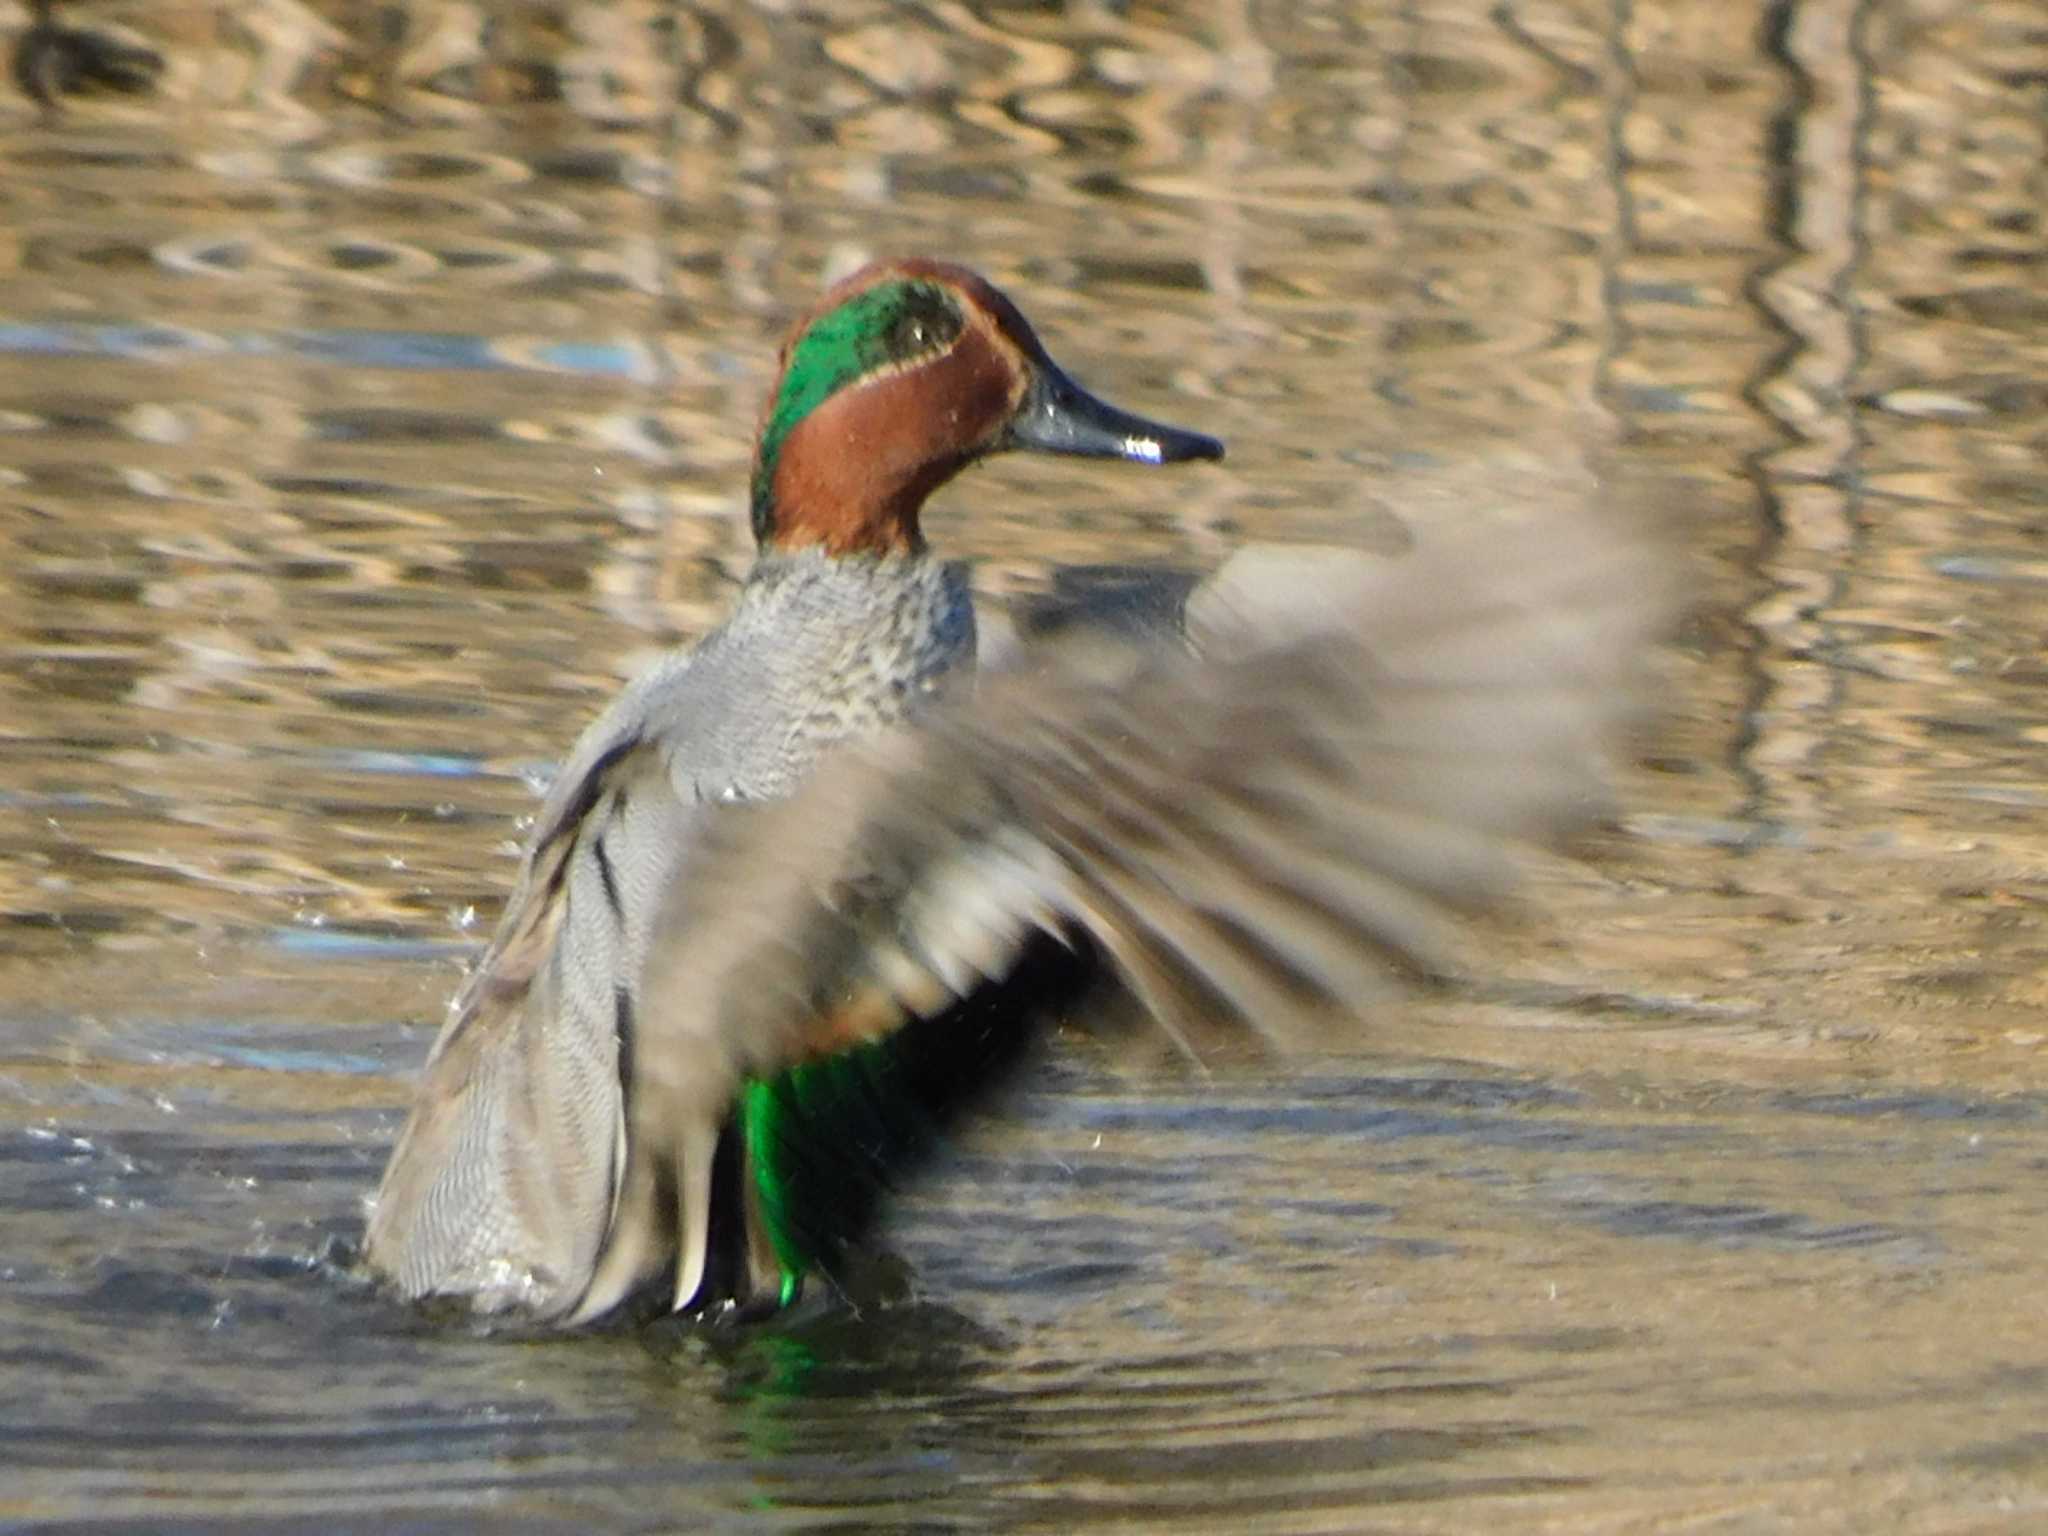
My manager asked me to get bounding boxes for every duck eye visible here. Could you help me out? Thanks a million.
[889,312,932,357]
[884,291,960,362]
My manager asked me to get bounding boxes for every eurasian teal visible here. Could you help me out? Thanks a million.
[364,258,1660,1326]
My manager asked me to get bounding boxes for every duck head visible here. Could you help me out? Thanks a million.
[750,258,1224,555]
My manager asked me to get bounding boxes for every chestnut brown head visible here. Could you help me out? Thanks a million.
[750,259,1223,555]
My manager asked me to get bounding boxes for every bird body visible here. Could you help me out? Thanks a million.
[366,549,976,1316]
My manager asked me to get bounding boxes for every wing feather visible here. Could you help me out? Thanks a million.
[364,738,694,1319]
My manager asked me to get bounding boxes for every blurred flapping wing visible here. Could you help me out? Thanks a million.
[581,511,1669,1313]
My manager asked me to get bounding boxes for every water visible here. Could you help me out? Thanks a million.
[4,0,2048,1528]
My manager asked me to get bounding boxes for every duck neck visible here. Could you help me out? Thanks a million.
[749,479,936,559]
[732,544,975,686]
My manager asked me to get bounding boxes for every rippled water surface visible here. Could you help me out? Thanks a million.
[4,0,2048,1529]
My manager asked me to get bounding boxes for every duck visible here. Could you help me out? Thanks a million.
[363,257,1662,1327]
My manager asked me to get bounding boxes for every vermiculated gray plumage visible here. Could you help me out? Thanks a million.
[364,551,974,1316]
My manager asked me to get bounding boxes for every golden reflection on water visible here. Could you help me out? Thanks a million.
[2,0,2047,1529]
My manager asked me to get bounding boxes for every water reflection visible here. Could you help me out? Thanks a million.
[3,0,2047,1528]
[11,0,162,111]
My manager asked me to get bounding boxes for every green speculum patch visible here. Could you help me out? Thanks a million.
[740,1043,912,1295]
[735,934,1091,1310]
[749,279,959,539]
